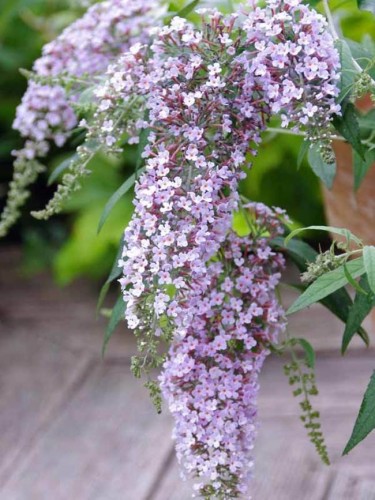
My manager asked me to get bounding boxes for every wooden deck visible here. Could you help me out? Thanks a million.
[0,248,374,500]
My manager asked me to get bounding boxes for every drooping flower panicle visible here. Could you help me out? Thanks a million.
[0,0,159,235]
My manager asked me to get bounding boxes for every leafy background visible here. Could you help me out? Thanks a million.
[0,0,374,284]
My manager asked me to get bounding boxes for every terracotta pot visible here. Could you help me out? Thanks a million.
[322,95,375,333]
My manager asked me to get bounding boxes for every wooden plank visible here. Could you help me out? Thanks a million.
[0,364,173,500]
[326,472,375,500]
[0,324,92,486]
[0,248,135,360]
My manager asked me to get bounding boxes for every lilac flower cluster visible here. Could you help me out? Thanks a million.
[160,205,286,498]
[1,0,159,236]
[107,3,341,495]
[13,0,158,156]
[239,0,341,138]
[112,1,340,352]
[13,82,77,157]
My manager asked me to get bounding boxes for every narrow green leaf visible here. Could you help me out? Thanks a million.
[48,154,78,185]
[320,292,370,348]
[96,238,125,315]
[363,246,375,294]
[135,127,150,175]
[285,225,362,246]
[333,103,365,160]
[97,168,144,234]
[297,140,311,170]
[344,263,369,295]
[297,338,316,368]
[343,371,375,455]
[271,236,317,269]
[342,277,375,354]
[271,237,369,346]
[353,150,375,190]
[336,40,359,102]
[357,109,375,131]
[357,0,375,15]
[177,0,200,17]
[102,296,126,357]
[307,145,336,189]
[287,258,366,315]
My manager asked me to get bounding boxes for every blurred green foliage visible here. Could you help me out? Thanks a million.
[0,0,374,283]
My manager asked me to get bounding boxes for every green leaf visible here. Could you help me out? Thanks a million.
[271,237,369,346]
[102,296,126,357]
[48,154,78,185]
[285,225,362,246]
[344,263,369,295]
[287,257,366,315]
[353,149,375,190]
[333,103,365,160]
[307,145,336,189]
[297,338,316,368]
[297,140,311,170]
[96,238,125,315]
[135,127,150,175]
[357,109,375,132]
[363,245,375,294]
[336,40,359,102]
[342,276,375,354]
[357,0,375,15]
[177,0,200,17]
[97,168,144,234]
[343,371,375,455]
[271,236,317,269]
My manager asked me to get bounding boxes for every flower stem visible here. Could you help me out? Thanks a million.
[265,127,345,142]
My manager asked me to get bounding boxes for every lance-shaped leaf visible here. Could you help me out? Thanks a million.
[363,245,375,294]
[287,257,366,315]
[353,149,375,191]
[357,0,375,15]
[97,238,125,315]
[333,103,365,160]
[307,145,336,189]
[343,371,375,455]
[271,237,369,346]
[97,168,144,234]
[342,276,375,354]
[296,338,316,368]
[102,296,126,357]
[285,225,362,246]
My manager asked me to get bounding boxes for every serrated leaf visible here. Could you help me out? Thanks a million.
[285,226,362,246]
[97,168,144,234]
[353,150,375,190]
[297,140,310,170]
[343,371,375,455]
[307,145,336,188]
[357,0,375,15]
[297,338,316,368]
[342,276,375,354]
[102,296,126,357]
[333,103,365,160]
[287,257,366,315]
[48,154,78,185]
[363,246,375,294]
